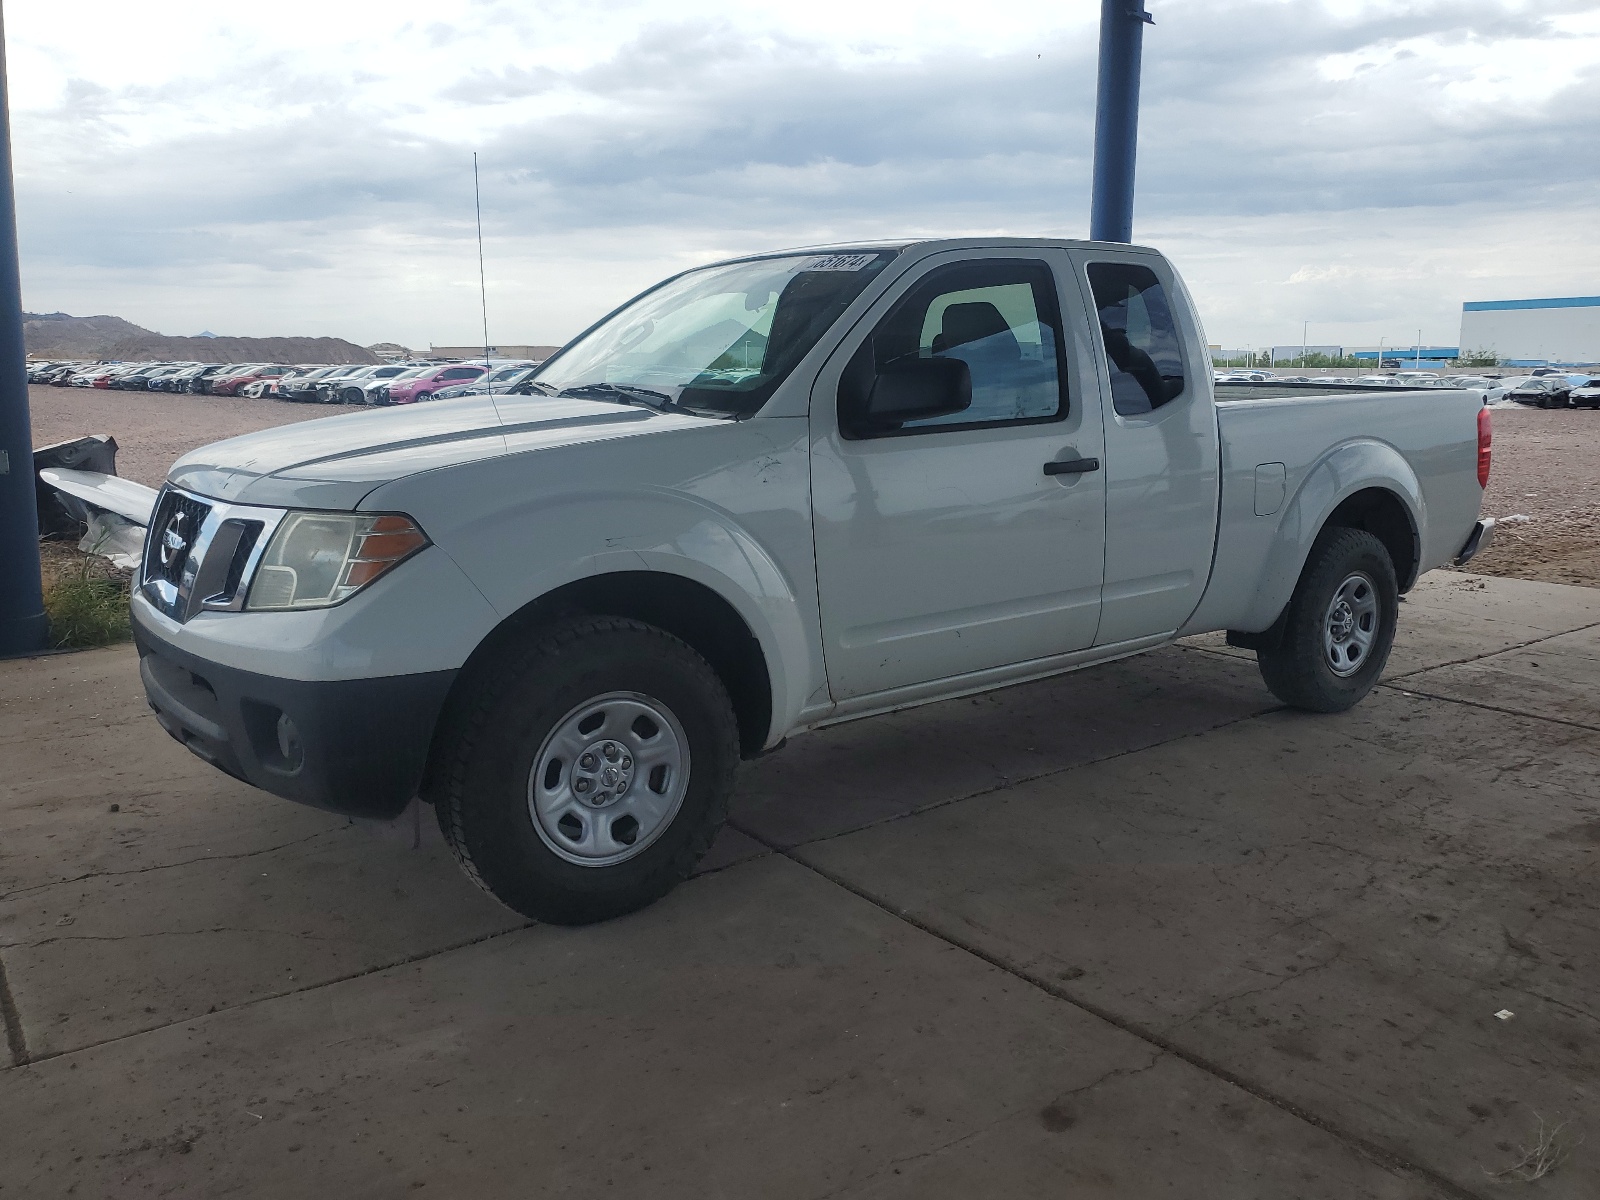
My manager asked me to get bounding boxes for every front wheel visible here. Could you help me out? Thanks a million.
[430,616,739,924]
[1256,527,1398,713]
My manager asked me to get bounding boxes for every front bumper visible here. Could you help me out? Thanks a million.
[134,619,456,819]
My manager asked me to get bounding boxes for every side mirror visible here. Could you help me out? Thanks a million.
[863,357,972,428]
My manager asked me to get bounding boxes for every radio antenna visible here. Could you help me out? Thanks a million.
[474,152,492,394]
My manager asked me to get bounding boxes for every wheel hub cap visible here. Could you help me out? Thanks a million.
[1322,572,1380,677]
[572,740,635,807]
[527,692,690,868]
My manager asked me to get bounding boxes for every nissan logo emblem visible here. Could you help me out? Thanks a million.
[159,510,189,568]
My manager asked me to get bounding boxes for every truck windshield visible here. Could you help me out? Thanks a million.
[531,250,899,417]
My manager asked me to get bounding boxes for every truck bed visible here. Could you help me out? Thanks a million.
[1214,382,1423,402]
[1179,384,1487,636]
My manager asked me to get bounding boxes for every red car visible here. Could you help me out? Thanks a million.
[210,364,295,397]
[384,363,486,404]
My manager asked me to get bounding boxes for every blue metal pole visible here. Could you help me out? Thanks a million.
[0,4,47,656]
[1089,0,1154,244]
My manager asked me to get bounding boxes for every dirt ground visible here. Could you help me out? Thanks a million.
[26,384,1600,587]
[28,383,330,489]
[1466,406,1600,587]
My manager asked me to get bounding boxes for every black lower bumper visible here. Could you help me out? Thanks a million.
[1455,518,1496,567]
[134,622,457,819]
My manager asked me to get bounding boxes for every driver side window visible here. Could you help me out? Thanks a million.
[838,259,1067,438]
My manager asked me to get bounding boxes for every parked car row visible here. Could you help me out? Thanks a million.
[25,356,546,406]
[1211,367,1600,409]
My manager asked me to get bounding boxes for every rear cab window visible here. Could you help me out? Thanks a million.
[1086,262,1187,417]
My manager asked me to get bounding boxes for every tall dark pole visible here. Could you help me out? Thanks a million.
[1089,0,1153,244]
[0,4,46,656]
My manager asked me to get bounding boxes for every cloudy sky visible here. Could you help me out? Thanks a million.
[10,0,1600,352]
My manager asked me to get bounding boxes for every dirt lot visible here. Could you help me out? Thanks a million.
[28,384,1600,587]
[28,383,329,489]
[1468,406,1600,587]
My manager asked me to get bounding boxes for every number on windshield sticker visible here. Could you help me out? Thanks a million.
[806,254,879,272]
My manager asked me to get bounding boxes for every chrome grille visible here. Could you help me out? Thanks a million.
[139,488,285,623]
[144,489,212,590]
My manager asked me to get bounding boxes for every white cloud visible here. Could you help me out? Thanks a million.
[9,0,1600,349]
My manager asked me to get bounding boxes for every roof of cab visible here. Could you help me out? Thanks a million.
[709,236,1162,267]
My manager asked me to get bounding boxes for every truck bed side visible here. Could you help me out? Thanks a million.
[1181,388,1485,636]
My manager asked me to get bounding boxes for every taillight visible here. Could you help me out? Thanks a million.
[1477,406,1492,488]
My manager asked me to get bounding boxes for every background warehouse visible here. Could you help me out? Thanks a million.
[1460,296,1600,366]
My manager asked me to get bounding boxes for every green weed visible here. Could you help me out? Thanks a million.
[41,547,132,649]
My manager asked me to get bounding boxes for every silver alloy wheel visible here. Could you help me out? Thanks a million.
[527,691,690,867]
[1323,571,1380,677]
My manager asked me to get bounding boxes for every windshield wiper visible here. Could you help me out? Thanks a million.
[556,382,680,412]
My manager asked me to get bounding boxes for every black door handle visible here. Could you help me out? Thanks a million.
[1043,457,1100,476]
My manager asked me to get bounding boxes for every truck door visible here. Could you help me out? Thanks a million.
[809,252,1107,702]
[1067,250,1220,645]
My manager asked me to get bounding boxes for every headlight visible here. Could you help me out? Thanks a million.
[246,512,428,611]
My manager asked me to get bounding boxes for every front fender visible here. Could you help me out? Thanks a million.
[598,505,816,743]
[393,486,817,748]
[359,419,822,745]
[1235,439,1424,633]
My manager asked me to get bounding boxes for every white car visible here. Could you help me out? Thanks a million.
[1569,380,1600,409]
[132,237,1493,924]
[1479,376,1537,404]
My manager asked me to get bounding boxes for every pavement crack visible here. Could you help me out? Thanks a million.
[1377,683,1600,733]
[1167,944,1350,1033]
[1382,619,1600,683]
[806,1108,1021,1198]
[11,927,358,952]
[886,1117,1006,1168]
[15,922,533,1070]
[0,950,27,1068]
[1512,988,1600,1026]
[1054,1051,1163,1100]
[0,828,344,903]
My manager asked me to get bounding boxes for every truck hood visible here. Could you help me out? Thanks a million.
[167,393,680,509]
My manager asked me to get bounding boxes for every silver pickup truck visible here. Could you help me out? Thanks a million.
[132,238,1494,923]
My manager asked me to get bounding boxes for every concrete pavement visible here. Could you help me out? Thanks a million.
[1,570,1596,1197]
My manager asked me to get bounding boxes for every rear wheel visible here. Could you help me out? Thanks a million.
[430,616,739,924]
[1256,527,1398,712]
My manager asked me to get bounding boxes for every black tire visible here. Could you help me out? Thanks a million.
[429,616,739,924]
[1256,527,1398,713]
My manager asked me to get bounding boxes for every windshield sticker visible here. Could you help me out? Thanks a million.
[805,254,878,272]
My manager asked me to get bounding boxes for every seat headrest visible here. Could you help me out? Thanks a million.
[936,302,1020,359]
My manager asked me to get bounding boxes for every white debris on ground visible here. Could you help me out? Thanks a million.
[77,512,145,571]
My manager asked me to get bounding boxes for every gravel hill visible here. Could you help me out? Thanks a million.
[25,311,378,365]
